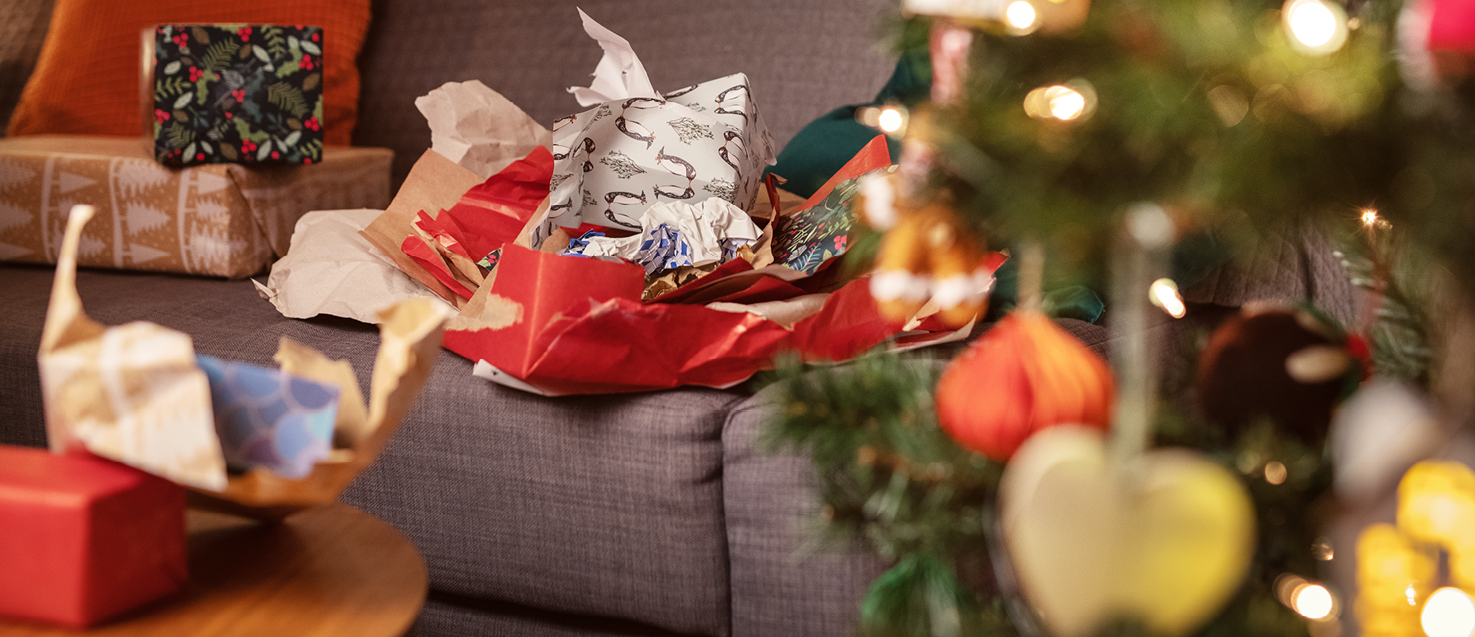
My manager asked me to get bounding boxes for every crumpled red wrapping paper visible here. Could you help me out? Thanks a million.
[443,245,919,394]
[408,137,973,394]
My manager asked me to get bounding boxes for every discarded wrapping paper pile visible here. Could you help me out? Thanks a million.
[0,135,392,277]
[40,205,448,518]
[260,10,997,395]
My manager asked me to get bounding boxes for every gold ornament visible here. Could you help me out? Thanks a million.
[999,426,1257,637]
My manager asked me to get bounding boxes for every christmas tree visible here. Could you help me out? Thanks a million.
[764,0,1475,635]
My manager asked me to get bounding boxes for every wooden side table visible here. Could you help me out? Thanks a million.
[0,503,427,636]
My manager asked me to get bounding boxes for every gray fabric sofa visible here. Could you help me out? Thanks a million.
[0,0,1358,635]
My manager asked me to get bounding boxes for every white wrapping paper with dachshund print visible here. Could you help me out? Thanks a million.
[536,10,776,249]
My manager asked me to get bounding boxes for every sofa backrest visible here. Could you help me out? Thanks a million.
[352,0,898,189]
[0,0,898,193]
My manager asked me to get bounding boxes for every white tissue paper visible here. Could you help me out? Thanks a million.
[415,80,553,179]
[532,10,776,249]
[563,198,761,276]
[254,209,457,324]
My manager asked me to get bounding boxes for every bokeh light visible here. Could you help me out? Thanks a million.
[1422,588,1475,637]
[1024,82,1096,122]
[1149,278,1186,318]
[1005,1,1038,30]
[1283,0,1348,55]
[1293,583,1335,620]
[879,108,905,133]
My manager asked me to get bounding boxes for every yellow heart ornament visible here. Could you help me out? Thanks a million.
[999,426,1257,637]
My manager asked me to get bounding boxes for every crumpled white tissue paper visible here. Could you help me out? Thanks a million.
[255,209,456,324]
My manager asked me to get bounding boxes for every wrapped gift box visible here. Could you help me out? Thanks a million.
[0,445,186,628]
[0,135,391,277]
[145,24,325,167]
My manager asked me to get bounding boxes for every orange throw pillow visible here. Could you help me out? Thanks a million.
[6,0,369,146]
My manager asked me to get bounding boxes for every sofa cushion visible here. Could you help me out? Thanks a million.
[6,0,369,146]
[0,263,741,637]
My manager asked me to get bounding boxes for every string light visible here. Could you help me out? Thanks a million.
[1283,0,1349,55]
[1362,208,1380,227]
[1024,81,1097,122]
[1293,583,1336,620]
[1005,0,1040,33]
[1265,461,1289,485]
[857,104,909,137]
[1148,278,1186,318]
[879,108,905,133]
[1422,588,1475,637]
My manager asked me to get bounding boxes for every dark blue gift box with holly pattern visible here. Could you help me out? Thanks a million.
[146,24,324,167]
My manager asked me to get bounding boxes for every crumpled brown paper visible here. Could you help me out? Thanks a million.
[39,205,228,491]
[40,204,450,518]
[197,297,449,519]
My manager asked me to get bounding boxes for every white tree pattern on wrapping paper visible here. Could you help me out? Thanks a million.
[189,226,248,273]
[114,160,171,196]
[0,202,32,232]
[0,158,36,192]
[125,203,171,234]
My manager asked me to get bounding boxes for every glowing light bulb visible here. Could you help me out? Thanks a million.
[1025,81,1097,122]
[1049,89,1085,120]
[1294,583,1335,620]
[1148,278,1186,318]
[1422,587,1475,637]
[1362,209,1380,227]
[1265,461,1289,485]
[1284,0,1348,54]
[1005,1,1038,29]
[878,108,905,133]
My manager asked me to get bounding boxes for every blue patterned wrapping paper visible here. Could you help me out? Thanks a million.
[196,355,338,479]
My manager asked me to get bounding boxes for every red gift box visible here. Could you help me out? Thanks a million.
[0,445,187,628]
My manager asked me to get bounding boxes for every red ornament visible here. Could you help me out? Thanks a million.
[935,312,1115,461]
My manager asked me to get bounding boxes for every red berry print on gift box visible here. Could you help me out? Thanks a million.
[153,24,325,166]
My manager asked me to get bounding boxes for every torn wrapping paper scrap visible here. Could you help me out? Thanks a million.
[538,11,776,243]
[417,80,553,179]
[362,150,487,304]
[647,135,896,306]
[445,244,974,395]
[43,205,450,517]
[194,297,449,519]
[38,205,228,491]
[253,209,455,324]
[770,165,893,275]
[197,356,339,480]
[565,198,761,276]
[376,146,555,305]
[567,8,660,106]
